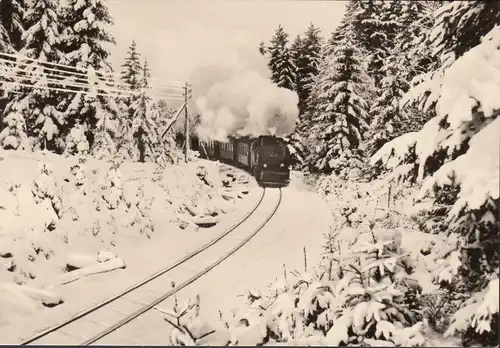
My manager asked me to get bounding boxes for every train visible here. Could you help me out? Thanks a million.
[179,134,292,187]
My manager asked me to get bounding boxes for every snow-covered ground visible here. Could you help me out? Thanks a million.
[95,170,334,345]
[0,149,258,343]
[151,172,465,346]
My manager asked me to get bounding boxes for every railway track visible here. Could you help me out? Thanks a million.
[21,187,282,345]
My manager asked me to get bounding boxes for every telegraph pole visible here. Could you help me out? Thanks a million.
[183,81,192,163]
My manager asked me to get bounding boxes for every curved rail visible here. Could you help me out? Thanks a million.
[82,187,282,345]
[21,187,267,345]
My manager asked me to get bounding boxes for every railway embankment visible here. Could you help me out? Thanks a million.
[0,149,257,343]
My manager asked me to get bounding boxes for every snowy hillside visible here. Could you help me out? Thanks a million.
[0,149,253,332]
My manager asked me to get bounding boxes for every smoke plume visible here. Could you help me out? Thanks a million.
[188,28,299,142]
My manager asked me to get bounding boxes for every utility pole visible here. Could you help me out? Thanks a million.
[183,81,192,163]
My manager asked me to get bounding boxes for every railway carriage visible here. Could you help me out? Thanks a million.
[191,134,291,187]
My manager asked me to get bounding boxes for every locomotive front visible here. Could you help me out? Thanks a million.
[251,135,291,186]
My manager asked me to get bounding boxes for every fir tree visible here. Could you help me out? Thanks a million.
[290,35,306,111]
[307,2,369,176]
[365,51,411,156]
[0,0,26,51]
[365,1,440,156]
[118,40,142,146]
[267,25,295,91]
[0,21,12,131]
[120,40,142,91]
[59,0,118,155]
[130,58,159,163]
[13,0,66,151]
[300,23,322,112]
[429,0,499,67]
[396,1,440,82]
[0,0,27,138]
[0,17,12,54]
[372,3,500,345]
[352,0,404,89]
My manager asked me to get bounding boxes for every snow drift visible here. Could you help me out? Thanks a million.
[187,28,299,142]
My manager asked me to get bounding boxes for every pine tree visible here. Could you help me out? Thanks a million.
[372,3,500,345]
[300,23,322,112]
[13,0,66,152]
[0,0,26,51]
[352,0,404,89]
[0,17,12,54]
[120,40,142,91]
[290,35,306,111]
[117,40,142,155]
[0,109,30,150]
[59,0,118,155]
[365,51,411,156]
[0,0,27,140]
[396,1,440,82]
[130,59,159,163]
[0,21,12,131]
[430,0,499,68]
[267,25,295,91]
[307,2,369,176]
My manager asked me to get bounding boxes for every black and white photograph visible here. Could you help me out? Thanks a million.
[0,0,499,346]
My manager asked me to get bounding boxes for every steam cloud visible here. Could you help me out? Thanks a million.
[188,29,299,142]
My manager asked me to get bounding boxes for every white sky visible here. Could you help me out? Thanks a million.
[107,0,347,82]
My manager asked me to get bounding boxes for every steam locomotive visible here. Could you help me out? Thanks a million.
[184,134,291,187]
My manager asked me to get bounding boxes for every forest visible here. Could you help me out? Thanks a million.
[0,0,180,165]
[0,0,499,346]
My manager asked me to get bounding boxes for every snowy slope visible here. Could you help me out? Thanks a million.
[0,148,253,333]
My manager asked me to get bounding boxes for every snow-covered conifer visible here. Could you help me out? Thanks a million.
[300,23,322,112]
[267,25,295,91]
[0,109,30,150]
[371,3,500,344]
[129,59,159,163]
[0,0,27,139]
[63,124,90,156]
[365,51,411,156]
[11,0,66,152]
[364,1,440,156]
[0,0,26,51]
[0,17,12,54]
[290,35,305,107]
[351,0,404,89]
[120,40,142,91]
[119,40,142,118]
[59,0,118,156]
[307,2,369,176]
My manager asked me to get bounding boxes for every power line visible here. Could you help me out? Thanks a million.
[0,68,185,100]
[0,51,186,87]
[0,79,185,100]
[0,67,136,97]
[0,56,185,92]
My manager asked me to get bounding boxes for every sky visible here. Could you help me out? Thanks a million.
[106,0,347,83]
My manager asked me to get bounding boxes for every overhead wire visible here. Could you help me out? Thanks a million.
[0,51,186,89]
[0,79,186,100]
[0,57,185,95]
[0,67,184,100]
